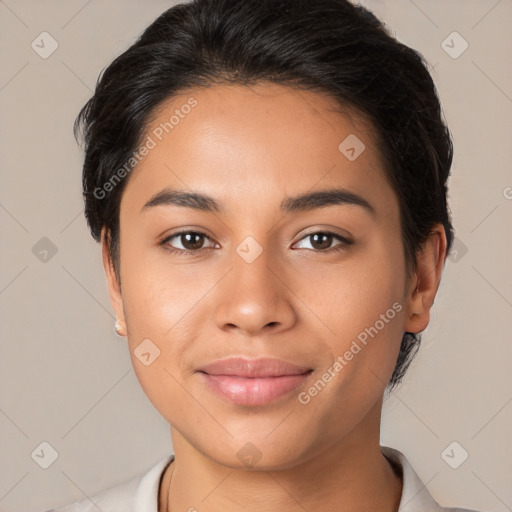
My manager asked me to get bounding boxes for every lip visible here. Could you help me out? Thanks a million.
[197,357,313,406]
[198,357,312,377]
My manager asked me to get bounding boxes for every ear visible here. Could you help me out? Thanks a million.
[101,227,127,336]
[403,223,448,334]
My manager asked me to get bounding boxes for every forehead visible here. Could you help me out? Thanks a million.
[121,82,394,217]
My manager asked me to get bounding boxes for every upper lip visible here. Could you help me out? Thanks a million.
[198,357,312,378]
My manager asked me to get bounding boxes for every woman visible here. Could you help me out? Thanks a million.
[48,0,484,510]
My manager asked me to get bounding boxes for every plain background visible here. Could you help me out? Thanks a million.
[0,0,511,511]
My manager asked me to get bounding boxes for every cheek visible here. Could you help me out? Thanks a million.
[294,259,406,432]
[296,237,407,387]
[296,239,406,335]
[120,239,207,337]
[119,246,225,399]
[120,262,201,421]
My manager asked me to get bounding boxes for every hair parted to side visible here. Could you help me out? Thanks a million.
[74,0,454,391]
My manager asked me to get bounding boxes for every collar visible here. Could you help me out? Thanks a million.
[135,446,446,512]
[381,445,446,511]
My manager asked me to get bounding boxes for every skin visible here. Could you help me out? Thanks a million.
[102,82,447,511]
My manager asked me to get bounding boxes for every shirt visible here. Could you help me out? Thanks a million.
[44,446,483,512]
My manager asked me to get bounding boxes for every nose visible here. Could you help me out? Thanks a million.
[212,244,297,336]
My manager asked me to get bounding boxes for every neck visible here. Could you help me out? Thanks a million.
[159,402,402,512]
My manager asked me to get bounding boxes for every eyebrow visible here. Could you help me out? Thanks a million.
[141,187,375,215]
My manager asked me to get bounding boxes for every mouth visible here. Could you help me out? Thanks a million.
[197,357,314,406]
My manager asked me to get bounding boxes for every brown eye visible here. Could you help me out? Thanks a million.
[179,232,205,250]
[309,233,334,250]
[294,231,353,252]
[161,231,216,254]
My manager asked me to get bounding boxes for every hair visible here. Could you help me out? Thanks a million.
[74,0,454,391]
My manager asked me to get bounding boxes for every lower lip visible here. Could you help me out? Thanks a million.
[199,371,312,406]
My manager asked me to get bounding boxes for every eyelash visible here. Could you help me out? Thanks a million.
[159,229,354,256]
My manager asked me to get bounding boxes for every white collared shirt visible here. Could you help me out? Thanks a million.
[45,446,483,512]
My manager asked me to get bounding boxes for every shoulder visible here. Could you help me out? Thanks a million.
[381,446,487,512]
[45,477,139,512]
[43,455,174,512]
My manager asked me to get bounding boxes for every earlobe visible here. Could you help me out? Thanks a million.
[403,224,447,334]
[101,227,127,333]
[114,318,127,337]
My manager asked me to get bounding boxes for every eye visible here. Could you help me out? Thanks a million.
[160,230,217,254]
[159,229,353,256]
[293,231,353,253]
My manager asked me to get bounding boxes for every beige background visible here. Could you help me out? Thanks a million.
[0,1,511,511]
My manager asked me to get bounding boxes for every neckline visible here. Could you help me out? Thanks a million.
[157,456,175,512]
[155,451,404,512]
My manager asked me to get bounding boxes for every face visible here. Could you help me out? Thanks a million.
[103,82,443,469]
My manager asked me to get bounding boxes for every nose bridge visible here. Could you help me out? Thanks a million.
[234,237,274,294]
[212,235,296,333]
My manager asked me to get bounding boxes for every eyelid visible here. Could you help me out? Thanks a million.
[291,224,353,243]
